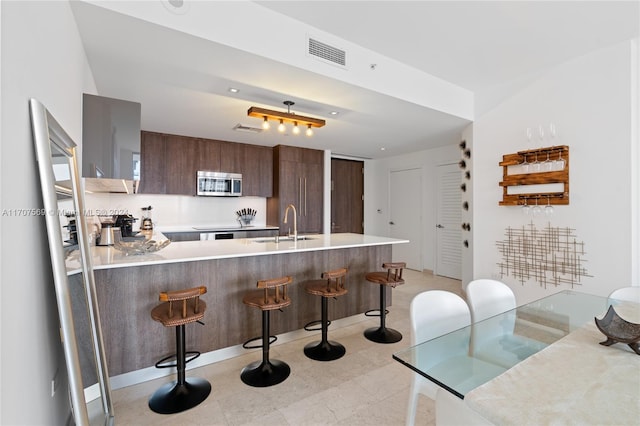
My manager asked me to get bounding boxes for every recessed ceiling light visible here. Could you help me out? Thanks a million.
[329,111,339,115]
[162,0,189,14]
[228,88,239,93]
[380,147,386,151]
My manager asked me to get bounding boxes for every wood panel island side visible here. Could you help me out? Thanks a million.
[67,233,408,381]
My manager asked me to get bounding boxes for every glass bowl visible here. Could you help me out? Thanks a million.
[113,238,171,255]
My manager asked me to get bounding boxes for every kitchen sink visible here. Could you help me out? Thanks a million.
[252,236,316,243]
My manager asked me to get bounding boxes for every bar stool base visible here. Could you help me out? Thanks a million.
[148,377,211,414]
[241,359,290,387]
[364,326,402,344]
[304,340,346,361]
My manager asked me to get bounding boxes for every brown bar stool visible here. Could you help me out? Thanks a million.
[303,268,348,361]
[149,286,210,414]
[241,275,292,387]
[364,262,405,343]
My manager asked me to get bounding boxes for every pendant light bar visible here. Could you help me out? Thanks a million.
[247,105,326,128]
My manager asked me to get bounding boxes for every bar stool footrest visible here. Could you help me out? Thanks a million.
[154,351,201,369]
[364,309,389,317]
[304,319,332,331]
[242,335,277,349]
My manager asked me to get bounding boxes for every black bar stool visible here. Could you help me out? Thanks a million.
[149,286,210,414]
[303,268,348,361]
[241,275,293,387]
[364,262,405,343]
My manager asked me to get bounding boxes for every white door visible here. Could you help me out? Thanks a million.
[390,168,422,270]
[436,163,462,279]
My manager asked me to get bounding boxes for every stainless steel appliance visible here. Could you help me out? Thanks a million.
[200,232,234,240]
[197,171,242,196]
[140,206,153,231]
[115,214,137,237]
[97,223,119,246]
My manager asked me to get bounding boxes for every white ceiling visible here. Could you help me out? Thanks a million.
[71,1,638,159]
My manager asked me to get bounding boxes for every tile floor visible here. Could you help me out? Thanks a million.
[111,270,464,425]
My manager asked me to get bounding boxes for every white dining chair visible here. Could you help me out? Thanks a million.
[608,286,640,303]
[406,290,471,426]
[466,279,546,368]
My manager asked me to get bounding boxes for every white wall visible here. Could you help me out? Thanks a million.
[0,1,94,424]
[472,40,636,304]
[364,143,460,272]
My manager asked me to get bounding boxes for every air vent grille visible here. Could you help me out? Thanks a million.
[233,124,263,133]
[308,37,346,67]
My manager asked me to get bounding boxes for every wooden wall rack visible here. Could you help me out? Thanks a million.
[499,145,569,206]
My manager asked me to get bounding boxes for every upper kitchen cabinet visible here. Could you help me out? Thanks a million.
[267,145,323,235]
[241,144,273,198]
[138,131,166,194]
[197,138,221,172]
[164,134,199,195]
[139,131,272,197]
[82,94,141,179]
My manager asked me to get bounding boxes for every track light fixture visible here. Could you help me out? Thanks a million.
[248,100,325,136]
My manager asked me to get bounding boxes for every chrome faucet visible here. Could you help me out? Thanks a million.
[283,204,297,241]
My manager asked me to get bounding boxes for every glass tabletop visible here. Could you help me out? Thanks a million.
[392,290,612,399]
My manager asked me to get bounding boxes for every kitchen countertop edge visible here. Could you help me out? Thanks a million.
[66,233,408,274]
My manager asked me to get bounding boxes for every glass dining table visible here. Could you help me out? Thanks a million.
[392,290,616,399]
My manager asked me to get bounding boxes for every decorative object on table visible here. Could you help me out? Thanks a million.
[113,238,170,255]
[594,305,640,355]
[236,208,256,226]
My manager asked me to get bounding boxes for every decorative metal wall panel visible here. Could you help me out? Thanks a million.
[496,222,591,288]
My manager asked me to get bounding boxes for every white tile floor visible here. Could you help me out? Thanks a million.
[111,270,464,425]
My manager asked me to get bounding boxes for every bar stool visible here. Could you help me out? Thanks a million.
[149,286,210,414]
[364,262,405,344]
[241,275,293,387]
[303,268,348,361]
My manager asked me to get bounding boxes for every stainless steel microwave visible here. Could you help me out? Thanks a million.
[197,171,242,196]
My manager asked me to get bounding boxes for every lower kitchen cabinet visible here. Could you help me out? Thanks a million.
[164,229,278,242]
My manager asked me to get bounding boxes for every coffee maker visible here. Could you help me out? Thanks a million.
[115,214,137,237]
[140,206,153,231]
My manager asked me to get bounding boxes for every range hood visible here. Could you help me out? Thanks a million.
[83,177,138,194]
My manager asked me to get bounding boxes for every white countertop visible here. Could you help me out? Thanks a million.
[159,224,279,233]
[66,233,408,272]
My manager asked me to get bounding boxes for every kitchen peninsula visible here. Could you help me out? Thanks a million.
[68,233,407,381]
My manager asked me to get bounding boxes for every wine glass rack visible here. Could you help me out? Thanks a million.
[499,145,569,206]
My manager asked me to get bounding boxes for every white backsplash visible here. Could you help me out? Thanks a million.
[84,192,267,231]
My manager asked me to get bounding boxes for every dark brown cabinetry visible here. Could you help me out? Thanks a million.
[241,144,273,197]
[331,158,364,234]
[138,131,166,194]
[165,134,198,195]
[267,145,323,235]
[139,131,272,197]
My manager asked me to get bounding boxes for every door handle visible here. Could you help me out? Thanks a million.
[436,224,444,228]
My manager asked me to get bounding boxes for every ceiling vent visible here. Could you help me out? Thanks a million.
[308,37,346,67]
[232,123,263,133]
